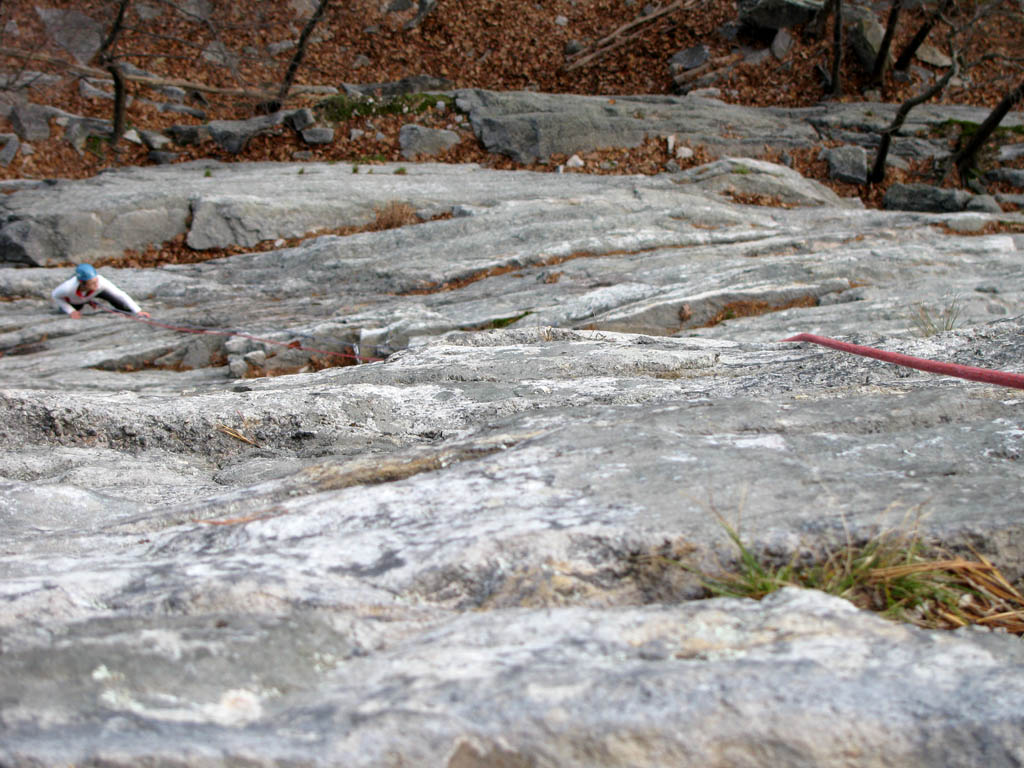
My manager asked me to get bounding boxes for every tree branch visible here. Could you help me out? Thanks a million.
[565,0,689,72]
[868,51,959,183]
[871,0,902,85]
[952,74,1024,181]
[0,45,271,98]
[272,0,330,111]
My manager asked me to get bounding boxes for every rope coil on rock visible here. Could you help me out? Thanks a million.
[99,305,382,363]
[782,333,1024,390]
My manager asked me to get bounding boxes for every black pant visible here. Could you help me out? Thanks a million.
[69,291,134,314]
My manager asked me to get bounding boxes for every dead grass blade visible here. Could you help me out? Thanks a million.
[216,424,260,446]
[196,513,279,526]
[669,517,1024,635]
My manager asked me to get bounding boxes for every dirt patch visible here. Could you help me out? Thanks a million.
[702,295,819,327]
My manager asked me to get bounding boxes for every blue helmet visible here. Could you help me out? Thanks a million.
[75,263,97,282]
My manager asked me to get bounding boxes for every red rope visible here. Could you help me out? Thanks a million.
[782,333,1024,390]
[97,305,383,363]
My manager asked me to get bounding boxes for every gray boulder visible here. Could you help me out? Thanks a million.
[849,14,891,71]
[737,0,824,29]
[208,113,285,154]
[301,126,335,145]
[672,156,855,206]
[916,42,953,67]
[285,107,316,132]
[998,145,1024,163]
[884,183,974,212]
[771,27,794,59]
[399,123,460,159]
[139,129,172,150]
[987,168,1024,190]
[0,133,19,166]
[35,7,103,64]
[669,44,710,73]
[148,150,179,164]
[166,124,212,146]
[825,144,868,185]
[8,102,52,141]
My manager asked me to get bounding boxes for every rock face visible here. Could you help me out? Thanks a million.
[2,160,1024,766]
[8,88,1022,268]
[455,88,1023,166]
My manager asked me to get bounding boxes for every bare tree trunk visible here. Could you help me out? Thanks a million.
[868,55,959,184]
[97,0,132,148]
[270,0,331,113]
[894,0,953,71]
[813,0,835,39]
[871,0,902,85]
[107,62,127,146]
[97,0,130,62]
[829,0,844,96]
[952,76,1024,181]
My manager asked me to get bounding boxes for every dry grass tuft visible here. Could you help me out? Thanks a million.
[370,201,420,231]
[911,295,962,337]
[644,520,1024,635]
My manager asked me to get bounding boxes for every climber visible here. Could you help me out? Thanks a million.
[51,263,150,319]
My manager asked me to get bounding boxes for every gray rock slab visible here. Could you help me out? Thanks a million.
[8,102,52,141]
[4,589,1024,767]
[988,167,1024,190]
[0,133,19,166]
[2,93,1018,264]
[884,182,974,212]
[453,89,1022,165]
[35,7,103,64]
[399,123,460,159]
[998,144,1024,163]
[300,126,335,145]
[3,159,837,262]
[159,102,207,119]
[208,113,284,154]
[456,89,821,163]
[670,156,855,206]
[2,162,1024,766]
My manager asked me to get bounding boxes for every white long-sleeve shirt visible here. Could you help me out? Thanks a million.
[51,275,142,315]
